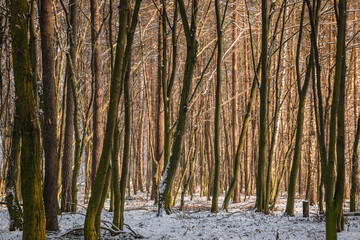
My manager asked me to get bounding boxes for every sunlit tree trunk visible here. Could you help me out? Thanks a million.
[61,0,78,213]
[91,0,104,189]
[158,0,198,215]
[286,0,312,216]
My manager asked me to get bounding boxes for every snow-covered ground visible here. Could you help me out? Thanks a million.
[1,193,360,239]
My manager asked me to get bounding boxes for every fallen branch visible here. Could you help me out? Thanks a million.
[344,212,360,216]
[58,226,126,238]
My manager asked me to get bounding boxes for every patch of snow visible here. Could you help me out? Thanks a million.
[1,193,360,239]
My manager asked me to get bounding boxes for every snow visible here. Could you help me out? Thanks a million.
[1,193,360,239]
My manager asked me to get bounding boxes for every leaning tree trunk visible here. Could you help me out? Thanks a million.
[286,0,312,216]
[157,0,198,215]
[9,0,46,238]
[84,0,141,238]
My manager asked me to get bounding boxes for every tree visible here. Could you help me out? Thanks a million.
[157,0,198,215]
[211,0,224,213]
[256,0,269,213]
[9,0,46,238]
[84,0,142,237]
[285,0,313,216]
[91,0,104,188]
[61,0,78,213]
[40,0,59,230]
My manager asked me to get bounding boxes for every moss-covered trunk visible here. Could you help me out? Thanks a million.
[157,0,198,215]
[9,0,46,238]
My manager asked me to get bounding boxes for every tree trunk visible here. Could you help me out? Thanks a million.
[256,0,269,213]
[40,0,59,230]
[91,0,104,189]
[158,0,198,215]
[5,117,23,230]
[9,0,46,237]
[112,121,121,228]
[84,0,141,238]
[211,0,223,213]
[61,0,78,213]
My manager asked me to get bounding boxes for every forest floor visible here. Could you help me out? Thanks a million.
[1,192,360,239]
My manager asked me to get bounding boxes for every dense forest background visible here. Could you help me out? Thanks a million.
[0,0,359,239]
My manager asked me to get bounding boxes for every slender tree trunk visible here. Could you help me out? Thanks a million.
[231,0,240,204]
[286,1,312,216]
[211,0,223,213]
[119,56,131,230]
[158,0,198,215]
[84,0,141,238]
[256,0,269,213]
[151,8,164,201]
[91,0,104,189]
[5,117,23,230]
[112,121,121,227]
[350,18,359,211]
[61,0,78,213]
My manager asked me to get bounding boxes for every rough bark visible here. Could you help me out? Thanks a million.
[9,0,46,237]
[40,0,59,230]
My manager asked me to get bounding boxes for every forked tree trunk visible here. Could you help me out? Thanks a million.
[84,0,141,238]
[158,0,198,215]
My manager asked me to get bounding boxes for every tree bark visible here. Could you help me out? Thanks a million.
[40,0,59,230]
[61,0,78,213]
[91,0,104,189]
[9,0,46,237]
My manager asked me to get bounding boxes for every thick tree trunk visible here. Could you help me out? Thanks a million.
[9,0,46,238]
[40,0,59,230]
